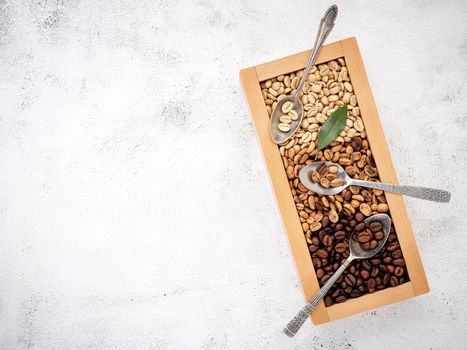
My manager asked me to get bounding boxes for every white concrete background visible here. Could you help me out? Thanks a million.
[0,0,466,349]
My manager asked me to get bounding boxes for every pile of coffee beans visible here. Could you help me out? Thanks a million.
[307,208,409,306]
[309,162,346,188]
[355,220,385,251]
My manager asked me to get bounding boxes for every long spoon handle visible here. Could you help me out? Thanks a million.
[295,5,338,95]
[350,179,451,203]
[283,257,352,337]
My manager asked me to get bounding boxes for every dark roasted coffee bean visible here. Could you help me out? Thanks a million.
[350,289,362,298]
[351,136,362,151]
[349,265,356,274]
[361,261,371,272]
[386,265,394,273]
[309,245,319,253]
[393,258,406,266]
[371,258,382,266]
[383,256,392,264]
[394,266,404,277]
[316,268,324,279]
[335,295,347,303]
[355,222,366,232]
[369,221,383,232]
[386,242,399,252]
[317,249,328,258]
[368,278,376,289]
[313,258,321,268]
[390,276,398,287]
[334,231,346,240]
[344,274,356,286]
[356,277,363,286]
[335,242,347,253]
[357,231,372,243]
[322,235,333,247]
[321,274,330,284]
[355,212,364,221]
[369,239,378,249]
[371,267,379,278]
[324,296,333,307]
[312,236,320,245]
[322,215,330,227]
[391,249,402,259]
[331,289,341,298]
[374,231,384,240]
[360,270,370,280]
[376,284,385,290]
[387,233,397,242]
[383,273,391,285]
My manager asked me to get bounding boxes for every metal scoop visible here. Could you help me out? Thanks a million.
[270,5,338,144]
[299,161,451,203]
[283,213,391,337]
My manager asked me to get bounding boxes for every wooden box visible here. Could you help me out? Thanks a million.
[239,37,429,325]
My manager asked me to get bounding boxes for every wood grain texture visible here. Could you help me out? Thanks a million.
[239,37,429,325]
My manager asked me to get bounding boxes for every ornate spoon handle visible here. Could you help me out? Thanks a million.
[283,257,352,337]
[350,179,451,203]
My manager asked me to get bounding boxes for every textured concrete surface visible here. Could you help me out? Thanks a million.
[1,0,467,349]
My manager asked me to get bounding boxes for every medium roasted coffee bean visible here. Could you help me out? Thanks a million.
[309,245,319,253]
[383,256,392,264]
[371,267,379,278]
[331,289,341,298]
[355,212,364,221]
[390,276,398,287]
[322,215,330,227]
[367,278,376,289]
[386,242,399,252]
[350,289,362,298]
[371,258,382,266]
[383,273,391,285]
[374,231,384,240]
[321,274,330,284]
[369,240,378,249]
[391,249,402,259]
[362,260,371,271]
[324,296,333,307]
[316,268,325,279]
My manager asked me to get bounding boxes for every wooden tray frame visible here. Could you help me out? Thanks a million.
[240,37,429,325]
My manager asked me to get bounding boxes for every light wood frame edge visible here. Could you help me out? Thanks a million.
[239,37,429,325]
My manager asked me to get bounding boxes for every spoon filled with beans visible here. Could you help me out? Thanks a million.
[299,161,451,202]
[283,213,391,337]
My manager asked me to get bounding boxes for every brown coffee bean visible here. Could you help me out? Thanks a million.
[355,212,364,222]
[383,256,392,264]
[393,258,406,266]
[331,289,341,298]
[390,276,398,287]
[383,273,391,285]
[351,136,362,151]
[335,295,347,303]
[357,231,372,243]
[391,249,402,259]
[355,222,366,232]
[325,296,333,307]
[360,270,370,279]
[316,249,328,258]
[316,268,324,279]
[386,265,395,273]
[369,239,378,249]
[334,230,346,240]
[394,266,404,277]
[322,235,333,247]
[368,278,376,289]
[369,221,382,232]
[344,274,356,286]
[321,274,330,284]
[362,260,371,271]
[350,289,362,298]
[371,267,379,278]
[371,258,382,266]
[373,231,384,240]
[335,242,347,253]
[322,215,330,227]
[386,242,399,252]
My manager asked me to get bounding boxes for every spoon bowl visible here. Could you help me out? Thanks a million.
[299,161,350,195]
[349,213,391,259]
[270,96,304,144]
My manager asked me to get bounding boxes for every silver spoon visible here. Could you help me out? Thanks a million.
[299,161,451,203]
[270,5,338,144]
[283,213,392,337]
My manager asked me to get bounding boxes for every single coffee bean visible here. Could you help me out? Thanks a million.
[371,267,379,278]
[390,276,398,287]
[374,231,384,240]
[316,268,324,279]
[394,266,404,277]
[335,295,347,303]
[369,221,382,232]
[360,270,370,279]
[335,242,347,253]
[350,289,362,298]
[371,258,382,266]
[331,289,341,298]
[368,278,376,289]
[393,258,406,266]
[386,265,395,273]
[344,274,356,286]
[369,239,378,249]
[322,235,333,247]
[391,249,402,259]
[355,222,366,232]
[383,273,391,285]
[316,249,328,258]
[357,231,372,243]
[355,212,364,222]
[324,296,333,307]
[334,231,347,240]
[322,215,330,227]
[383,256,392,264]
[362,260,371,271]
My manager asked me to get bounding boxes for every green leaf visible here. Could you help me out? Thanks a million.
[317,105,348,150]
